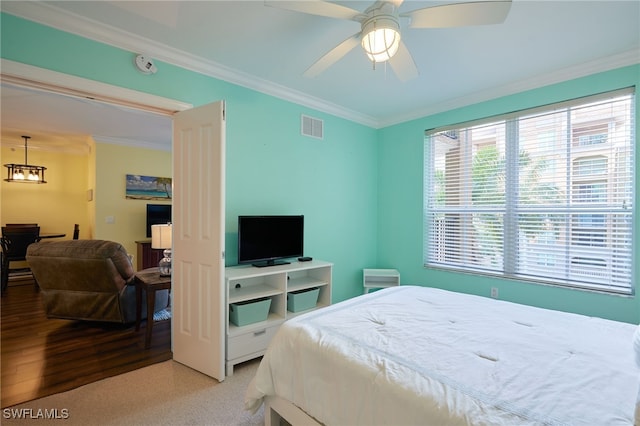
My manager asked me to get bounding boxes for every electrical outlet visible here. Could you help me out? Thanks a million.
[491,287,499,299]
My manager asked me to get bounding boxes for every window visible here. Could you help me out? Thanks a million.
[424,89,634,294]
[574,123,609,147]
[573,156,607,176]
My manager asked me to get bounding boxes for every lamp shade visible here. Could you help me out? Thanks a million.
[151,223,172,249]
[361,16,400,63]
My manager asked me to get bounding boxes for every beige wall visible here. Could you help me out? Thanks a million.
[94,143,171,259]
[1,144,92,239]
[1,141,171,266]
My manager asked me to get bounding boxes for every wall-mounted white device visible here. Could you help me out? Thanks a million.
[134,54,157,75]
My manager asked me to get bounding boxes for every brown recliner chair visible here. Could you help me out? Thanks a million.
[26,239,169,323]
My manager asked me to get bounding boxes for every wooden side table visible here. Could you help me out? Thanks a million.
[134,267,171,348]
[135,240,164,271]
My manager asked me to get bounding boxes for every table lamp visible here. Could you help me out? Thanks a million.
[151,223,172,276]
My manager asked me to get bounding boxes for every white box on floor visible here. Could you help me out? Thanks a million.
[363,269,400,294]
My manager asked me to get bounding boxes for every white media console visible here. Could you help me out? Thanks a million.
[224,260,332,375]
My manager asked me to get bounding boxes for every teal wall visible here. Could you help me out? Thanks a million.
[1,13,378,303]
[377,65,640,324]
[2,13,637,322]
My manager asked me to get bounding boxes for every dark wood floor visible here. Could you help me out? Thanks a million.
[1,279,172,408]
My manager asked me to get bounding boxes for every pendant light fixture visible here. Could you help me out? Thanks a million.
[4,136,47,184]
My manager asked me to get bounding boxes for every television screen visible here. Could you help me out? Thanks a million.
[146,204,172,237]
[238,215,304,267]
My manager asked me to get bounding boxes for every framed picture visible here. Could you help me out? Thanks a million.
[126,174,172,200]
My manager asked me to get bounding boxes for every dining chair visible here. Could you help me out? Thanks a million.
[1,226,41,294]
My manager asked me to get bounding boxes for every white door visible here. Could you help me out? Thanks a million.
[171,101,226,381]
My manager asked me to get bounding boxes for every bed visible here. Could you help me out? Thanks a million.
[245,285,640,425]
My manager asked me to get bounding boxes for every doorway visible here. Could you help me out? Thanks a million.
[0,61,191,405]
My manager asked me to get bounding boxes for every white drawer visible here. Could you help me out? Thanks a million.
[227,325,278,360]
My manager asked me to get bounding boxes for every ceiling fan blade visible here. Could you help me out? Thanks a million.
[387,0,405,8]
[304,33,361,78]
[405,1,512,28]
[389,40,418,82]
[264,1,361,21]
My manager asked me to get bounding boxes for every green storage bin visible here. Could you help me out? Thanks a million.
[287,287,320,312]
[229,297,271,326]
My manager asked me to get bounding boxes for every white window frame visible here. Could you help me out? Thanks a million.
[423,88,635,294]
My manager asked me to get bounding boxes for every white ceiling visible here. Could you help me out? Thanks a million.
[1,83,172,154]
[1,0,639,152]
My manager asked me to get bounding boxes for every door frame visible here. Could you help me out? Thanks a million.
[1,59,192,116]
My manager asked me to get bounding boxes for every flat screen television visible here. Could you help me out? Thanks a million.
[146,204,172,238]
[238,215,304,267]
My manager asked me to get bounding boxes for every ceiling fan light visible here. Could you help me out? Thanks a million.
[361,17,401,63]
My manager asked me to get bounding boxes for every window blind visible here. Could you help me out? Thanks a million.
[424,89,635,294]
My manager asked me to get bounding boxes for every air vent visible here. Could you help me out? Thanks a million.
[301,115,323,140]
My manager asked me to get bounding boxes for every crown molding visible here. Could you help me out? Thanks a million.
[1,59,183,152]
[92,135,171,152]
[2,1,379,128]
[3,2,638,130]
[1,59,193,115]
[2,132,171,154]
[1,129,93,156]
[380,49,640,128]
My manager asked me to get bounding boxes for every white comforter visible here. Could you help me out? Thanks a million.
[245,286,639,425]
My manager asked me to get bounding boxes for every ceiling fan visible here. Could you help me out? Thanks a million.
[265,0,512,82]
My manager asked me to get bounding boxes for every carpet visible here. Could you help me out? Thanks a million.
[2,358,264,425]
